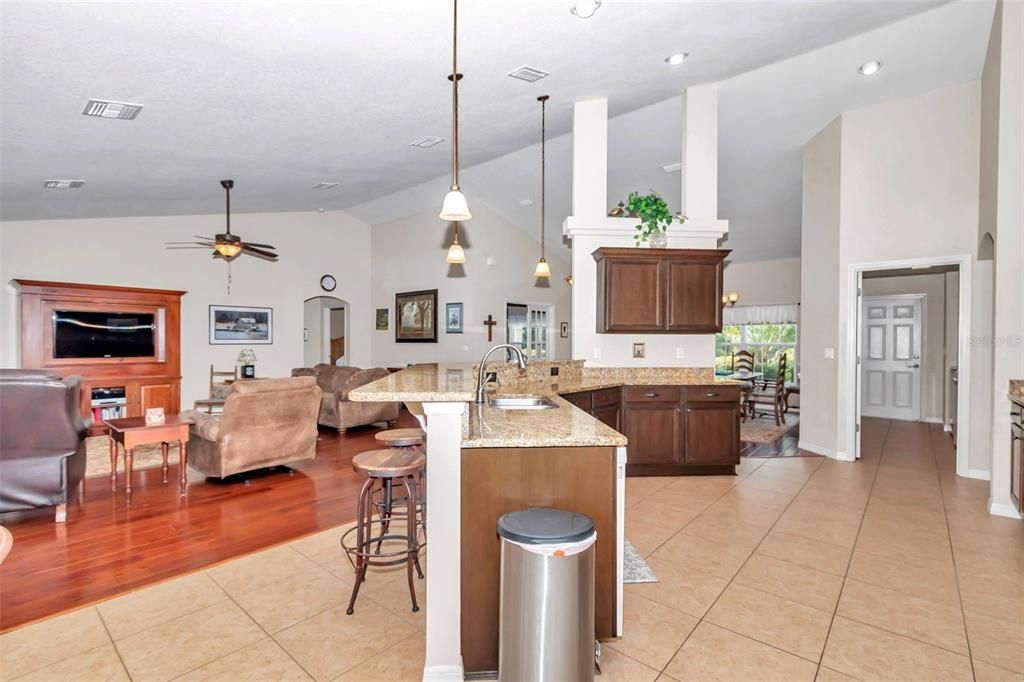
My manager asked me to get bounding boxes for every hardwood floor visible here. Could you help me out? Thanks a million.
[741,422,804,457]
[0,412,800,634]
[0,415,418,633]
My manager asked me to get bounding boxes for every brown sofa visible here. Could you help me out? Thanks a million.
[0,369,88,522]
[181,377,320,478]
[291,364,399,433]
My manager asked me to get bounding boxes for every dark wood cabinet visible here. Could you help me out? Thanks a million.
[683,401,740,466]
[592,248,729,334]
[562,388,621,430]
[592,404,620,430]
[621,400,681,467]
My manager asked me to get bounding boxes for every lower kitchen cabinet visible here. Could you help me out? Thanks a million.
[621,400,681,468]
[683,401,740,466]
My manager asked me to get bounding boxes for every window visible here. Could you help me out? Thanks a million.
[715,323,797,382]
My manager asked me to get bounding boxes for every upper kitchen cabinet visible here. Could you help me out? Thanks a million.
[592,248,729,334]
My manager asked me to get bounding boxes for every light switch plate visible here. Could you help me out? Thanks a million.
[824,347,835,359]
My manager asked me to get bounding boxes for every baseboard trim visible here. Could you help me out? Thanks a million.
[966,468,992,481]
[988,499,1023,520]
[423,664,466,682]
[797,440,853,461]
[921,417,944,424]
[943,423,953,433]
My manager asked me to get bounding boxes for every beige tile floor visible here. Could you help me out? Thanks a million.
[2,418,1022,681]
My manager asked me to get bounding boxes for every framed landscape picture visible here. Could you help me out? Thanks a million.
[375,308,389,331]
[446,302,463,333]
[396,289,437,343]
[209,305,273,345]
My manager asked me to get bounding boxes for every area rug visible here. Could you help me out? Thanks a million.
[741,414,799,444]
[623,539,658,584]
[84,435,177,478]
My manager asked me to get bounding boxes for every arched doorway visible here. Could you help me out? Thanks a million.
[304,296,348,367]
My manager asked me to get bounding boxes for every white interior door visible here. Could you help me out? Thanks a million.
[861,296,923,421]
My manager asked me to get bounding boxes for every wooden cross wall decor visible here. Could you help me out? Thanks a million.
[483,314,497,342]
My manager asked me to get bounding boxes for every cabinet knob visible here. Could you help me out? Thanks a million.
[704,392,719,397]
[645,392,658,398]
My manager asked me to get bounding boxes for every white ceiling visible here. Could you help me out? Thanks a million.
[0,0,993,262]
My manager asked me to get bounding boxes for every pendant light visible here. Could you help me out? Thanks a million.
[446,223,466,264]
[440,0,471,222]
[534,95,551,278]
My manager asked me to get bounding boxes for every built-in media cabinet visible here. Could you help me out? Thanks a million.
[14,280,186,436]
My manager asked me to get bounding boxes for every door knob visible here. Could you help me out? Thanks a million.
[907,363,920,368]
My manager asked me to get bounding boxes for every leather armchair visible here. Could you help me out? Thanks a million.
[0,369,88,522]
[181,376,320,478]
[291,364,399,433]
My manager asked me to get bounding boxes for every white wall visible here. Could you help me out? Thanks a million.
[861,272,958,423]
[723,258,801,306]
[799,117,843,456]
[368,202,571,368]
[0,211,372,407]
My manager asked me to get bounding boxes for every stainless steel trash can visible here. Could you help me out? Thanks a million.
[497,507,596,682]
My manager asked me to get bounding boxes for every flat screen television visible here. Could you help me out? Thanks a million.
[52,310,156,358]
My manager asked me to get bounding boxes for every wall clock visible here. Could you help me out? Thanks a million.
[320,275,337,292]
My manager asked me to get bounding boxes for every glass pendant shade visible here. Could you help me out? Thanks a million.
[440,189,471,221]
[446,241,466,264]
[534,257,551,278]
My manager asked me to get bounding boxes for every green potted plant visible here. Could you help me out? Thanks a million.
[625,191,686,247]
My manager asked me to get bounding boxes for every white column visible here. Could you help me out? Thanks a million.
[680,85,719,223]
[572,98,608,221]
[421,401,468,681]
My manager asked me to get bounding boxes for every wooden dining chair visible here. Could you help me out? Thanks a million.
[209,364,237,400]
[747,353,789,426]
[732,350,756,420]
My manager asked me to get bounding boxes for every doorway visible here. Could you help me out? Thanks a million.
[304,296,348,367]
[848,255,971,473]
[860,295,924,421]
[505,302,553,360]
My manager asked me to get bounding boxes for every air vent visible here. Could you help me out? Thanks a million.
[506,66,549,83]
[661,161,682,173]
[313,182,340,190]
[518,199,534,206]
[81,99,144,120]
[410,136,446,148]
[43,180,85,189]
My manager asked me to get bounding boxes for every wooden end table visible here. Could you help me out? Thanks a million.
[104,415,192,499]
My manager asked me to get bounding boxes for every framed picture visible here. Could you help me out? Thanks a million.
[375,308,389,331]
[209,305,272,345]
[446,302,463,333]
[396,289,438,343]
[560,321,569,338]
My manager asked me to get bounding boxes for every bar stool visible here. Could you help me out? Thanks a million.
[342,448,426,615]
[373,428,426,545]
[374,427,425,448]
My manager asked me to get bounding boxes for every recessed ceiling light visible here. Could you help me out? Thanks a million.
[43,179,85,189]
[506,66,549,83]
[410,135,446,148]
[518,198,534,206]
[81,99,143,120]
[665,53,689,66]
[570,0,601,19]
[313,182,340,190]
[661,161,682,173]
[858,60,882,76]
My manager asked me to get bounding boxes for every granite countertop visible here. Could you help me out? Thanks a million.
[351,363,742,449]
[1010,380,1024,407]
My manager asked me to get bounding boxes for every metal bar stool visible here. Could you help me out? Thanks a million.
[342,448,426,615]
[373,428,426,548]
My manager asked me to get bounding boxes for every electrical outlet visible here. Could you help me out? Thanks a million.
[462,345,469,352]
[594,347,602,359]
[550,366,559,377]
[824,347,835,359]
[675,347,685,359]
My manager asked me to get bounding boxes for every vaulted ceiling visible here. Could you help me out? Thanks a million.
[0,0,994,262]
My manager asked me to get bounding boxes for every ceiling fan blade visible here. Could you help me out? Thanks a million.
[240,244,279,261]
[244,242,277,250]
[165,246,215,249]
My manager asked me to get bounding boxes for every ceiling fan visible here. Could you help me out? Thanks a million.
[165,180,279,262]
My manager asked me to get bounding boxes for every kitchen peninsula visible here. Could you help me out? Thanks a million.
[350,359,742,680]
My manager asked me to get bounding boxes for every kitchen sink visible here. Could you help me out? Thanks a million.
[487,396,557,410]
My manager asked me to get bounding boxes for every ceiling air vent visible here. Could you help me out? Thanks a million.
[313,182,340,190]
[43,180,85,189]
[81,99,144,120]
[410,136,446,148]
[506,66,549,83]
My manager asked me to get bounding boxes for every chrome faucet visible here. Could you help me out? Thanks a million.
[475,344,528,404]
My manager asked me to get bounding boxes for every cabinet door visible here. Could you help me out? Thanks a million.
[140,382,176,414]
[598,257,664,332]
[621,402,681,465]
[592,404,620,431]
[561,391,593,411]
[666,258,722,332]
[683,402,740,465]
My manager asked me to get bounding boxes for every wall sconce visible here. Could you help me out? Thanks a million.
[721,292,740,308]
[566,275,573,286]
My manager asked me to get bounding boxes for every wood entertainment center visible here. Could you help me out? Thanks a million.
[14,280,186,436]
